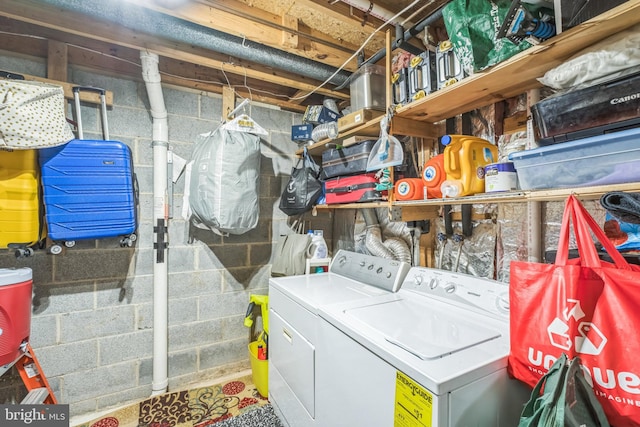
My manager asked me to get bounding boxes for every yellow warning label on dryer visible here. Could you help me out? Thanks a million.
[394,371,432,427]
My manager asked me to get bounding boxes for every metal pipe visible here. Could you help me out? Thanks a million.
[363,6,444,67]
[338,0,412,26]
[41,0,351,86]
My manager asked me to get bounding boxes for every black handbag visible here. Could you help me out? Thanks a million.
[279,147,323,216]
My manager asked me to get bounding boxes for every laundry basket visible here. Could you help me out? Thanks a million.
[244,294,269,397]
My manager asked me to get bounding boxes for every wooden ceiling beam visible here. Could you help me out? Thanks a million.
[0,0,349,101]
[122,0,364,71]
[0,24,308,112]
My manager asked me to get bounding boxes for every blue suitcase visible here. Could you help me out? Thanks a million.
[39,87,137,252]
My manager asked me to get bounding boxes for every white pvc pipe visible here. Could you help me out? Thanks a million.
[140,51,169,396]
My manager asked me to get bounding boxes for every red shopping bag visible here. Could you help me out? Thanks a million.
[508,195,640,427]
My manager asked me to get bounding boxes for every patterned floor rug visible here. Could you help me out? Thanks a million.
[75,374,272,427]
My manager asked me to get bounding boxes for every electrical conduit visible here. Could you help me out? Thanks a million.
[140,51,169,396]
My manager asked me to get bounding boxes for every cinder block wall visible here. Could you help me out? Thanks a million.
[0,51,333,417]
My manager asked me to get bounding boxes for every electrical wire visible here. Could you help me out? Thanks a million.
[289,0,422,101]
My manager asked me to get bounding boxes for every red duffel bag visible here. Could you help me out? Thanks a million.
[508,195,640,427]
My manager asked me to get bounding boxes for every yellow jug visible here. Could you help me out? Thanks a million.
[441,135,498,197]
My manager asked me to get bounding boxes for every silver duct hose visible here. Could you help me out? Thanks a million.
[361,209,412,263]
[41,0,351,87]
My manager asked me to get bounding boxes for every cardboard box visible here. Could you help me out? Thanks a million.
[291,123,314,142]
[303,105,341,125]
[337,109,384,133]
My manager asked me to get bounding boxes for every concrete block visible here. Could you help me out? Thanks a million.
[211,244,249,268]
[223,220,270,244]
[99,330,153,365]
[249,243,273,267]
[199,338,247,370]
[168,270,223,299]
[67,397,97,419]
[222,265,270,293]
[168,350,197,377]
[70,69,143,108]
[63,362,137,402]
[200,93,223,120]
[32,281,94,315]
[1,54,46,77]
[162,86,199,117]
[0,251,53,285]
[169,297,198,325]
[29,315,58,348]
[136,303,154,330]
[95,275,154,306]
[96,385,151,412]
[168,319,224,351]
[221,315,248,341]
[129,248,154,276]
[168,115,212,144]
[53,249,134,282]
[60,306,136,342]
[168,218,188,247]
[250,106,295,134]
[168,246,199,273]
[263,131,299,157]
[138,357,153,386]
[199,290,251,321]
[35,341,98,377]
[108,105,153,140]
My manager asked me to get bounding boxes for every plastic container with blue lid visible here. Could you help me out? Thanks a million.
[509,127,640,190]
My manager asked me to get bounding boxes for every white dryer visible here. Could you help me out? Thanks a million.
[316,266,530,427]
[269,250,411,427]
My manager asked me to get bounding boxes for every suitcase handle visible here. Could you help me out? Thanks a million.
[72,86,109,140]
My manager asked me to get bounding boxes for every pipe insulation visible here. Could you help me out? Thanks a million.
[338,0,411,26]
[41,0,351,87]
[140,51,169,396]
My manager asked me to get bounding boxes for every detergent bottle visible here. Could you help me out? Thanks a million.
[441,135,498,197]
[422,153,445,198]
[307,230,328,259]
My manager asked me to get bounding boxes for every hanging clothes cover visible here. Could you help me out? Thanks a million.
[189,128,261,235]
[0,79,74,149]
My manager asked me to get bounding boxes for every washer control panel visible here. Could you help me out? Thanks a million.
[329,250,411,293]
[402,267,510,319]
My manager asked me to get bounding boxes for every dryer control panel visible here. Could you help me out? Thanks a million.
[329,250,411,293]
[402,267,510,319]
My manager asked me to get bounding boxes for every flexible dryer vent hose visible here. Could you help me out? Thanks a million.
[361,209,411,263]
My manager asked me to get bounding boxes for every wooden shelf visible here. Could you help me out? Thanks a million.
[315,182,640,214]
[307,1,640,214]
[395,0,640,123]
[297,117,382,156]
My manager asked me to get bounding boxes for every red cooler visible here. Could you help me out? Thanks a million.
[0,268,32,366]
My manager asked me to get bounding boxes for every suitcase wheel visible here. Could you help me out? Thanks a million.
[120,234,137,248]
[64,241,76,248]
[49,245,63,255]
[14,247,34,259]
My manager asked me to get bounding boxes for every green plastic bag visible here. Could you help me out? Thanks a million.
[442,0,532,73]
[518,354,611,427]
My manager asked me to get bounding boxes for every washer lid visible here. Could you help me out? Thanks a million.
[345,298,502,360]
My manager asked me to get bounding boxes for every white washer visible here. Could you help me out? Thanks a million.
[269,250,411,427]
[316,267,530,427]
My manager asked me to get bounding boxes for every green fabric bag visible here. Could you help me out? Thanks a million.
[442,0,532,73]
[518,354,611,427]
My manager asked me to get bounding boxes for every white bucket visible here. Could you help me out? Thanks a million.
[484,162,517,192]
